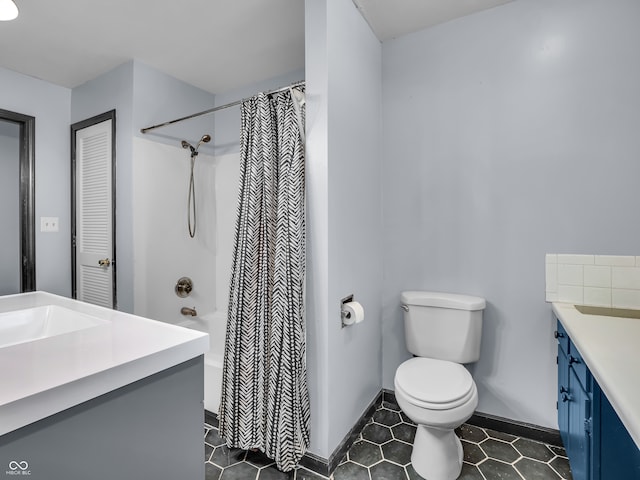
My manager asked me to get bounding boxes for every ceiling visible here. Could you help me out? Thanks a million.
[0,0,512,95]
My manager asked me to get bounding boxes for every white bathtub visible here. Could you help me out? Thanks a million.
[176,311,226,414]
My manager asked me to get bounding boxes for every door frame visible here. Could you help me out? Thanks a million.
[0,108,36,292]
[71,110,117,306]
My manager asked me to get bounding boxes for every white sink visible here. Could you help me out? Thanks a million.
[0,304,108,348]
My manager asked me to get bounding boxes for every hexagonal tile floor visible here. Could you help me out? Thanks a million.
[204,401,572,480]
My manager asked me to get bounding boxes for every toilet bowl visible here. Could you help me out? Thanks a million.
[396,291,485,480]
[395,357,478,480]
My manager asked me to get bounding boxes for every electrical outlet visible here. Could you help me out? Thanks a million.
[40,217,59,233]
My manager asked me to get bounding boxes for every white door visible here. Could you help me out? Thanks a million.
[73,116,115,308]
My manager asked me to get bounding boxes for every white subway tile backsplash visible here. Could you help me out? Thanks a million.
[611,267,640,290]
[545,263,558,292]
[583,287,612,307]
[584,265,611,288]
[546,254,640,309]
[611,289,640,310]
[595,255,636,267]
[557,254,594,265]
[558,264,583,286]
[557,285,584,304]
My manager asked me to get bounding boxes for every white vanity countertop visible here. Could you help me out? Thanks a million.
[552,302,640,449]
[0,291,209,436]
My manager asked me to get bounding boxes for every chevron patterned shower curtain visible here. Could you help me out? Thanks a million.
[219,88,309,472]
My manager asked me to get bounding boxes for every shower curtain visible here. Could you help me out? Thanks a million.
[219,87,309,472]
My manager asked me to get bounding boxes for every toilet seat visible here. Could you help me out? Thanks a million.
[395,357,475,410]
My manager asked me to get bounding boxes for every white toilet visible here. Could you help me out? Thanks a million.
[395,291,486,480]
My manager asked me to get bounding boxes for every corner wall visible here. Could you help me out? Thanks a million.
[305,0,383,458]
[381,0,640,428]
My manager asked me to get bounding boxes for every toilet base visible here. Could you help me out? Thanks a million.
[411,424,464,480]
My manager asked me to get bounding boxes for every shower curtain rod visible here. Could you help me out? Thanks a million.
[140,80,305,134]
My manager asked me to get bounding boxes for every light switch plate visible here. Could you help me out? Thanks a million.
[41,217,59,232]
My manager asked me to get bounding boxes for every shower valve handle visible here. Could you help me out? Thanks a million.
[175,277,193,298]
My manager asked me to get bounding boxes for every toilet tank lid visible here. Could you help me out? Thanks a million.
[401,291,486,311]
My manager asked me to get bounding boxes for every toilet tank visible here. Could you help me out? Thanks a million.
[401,291,486,363]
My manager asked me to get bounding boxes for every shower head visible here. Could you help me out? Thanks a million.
[197,134,211,148]
[181,134,211,155]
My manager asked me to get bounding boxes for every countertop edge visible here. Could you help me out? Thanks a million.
[0,336,208,437]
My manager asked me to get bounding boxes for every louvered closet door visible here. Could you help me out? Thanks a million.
[74,119,114,308]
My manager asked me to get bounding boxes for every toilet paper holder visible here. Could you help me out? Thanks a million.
[341,294,354,328]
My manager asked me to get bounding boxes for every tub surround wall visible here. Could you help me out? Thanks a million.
[132,137,218,320]
[381,0,640,430]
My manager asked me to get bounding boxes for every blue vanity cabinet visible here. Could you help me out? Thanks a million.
[556,320,591,480]
[556,319,640,480]
[592,382,640,479]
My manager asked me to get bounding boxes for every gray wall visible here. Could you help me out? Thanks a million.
[381,0,640,428]
[305,0,383,457]
[71,62,136,312]
[71,61,217,313]
[0,67,72,296]
[212,68,304,156]
[0,123,20,294]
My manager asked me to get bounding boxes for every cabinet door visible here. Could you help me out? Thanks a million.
[595,382,640,479]
[567,367,591,480]
[558,349,570,447]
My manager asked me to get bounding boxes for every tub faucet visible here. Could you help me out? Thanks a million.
[180,306,197,317]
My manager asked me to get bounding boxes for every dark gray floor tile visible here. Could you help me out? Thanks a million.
[206,443,214,461]
[210,445,247,468]
[514,438,556,462]
[331,461,370,480]
[362,422,393,444]
[381,440,412,466]
[480,438,522,463]
[206,428,227,447]
[550,456,573,479]
[205,462,223,480]
[462,440,487,465]
[485,428,518,443]
[458,463,485,480]
[369,460,408,480]
[456,424,488,444]
[220,462,259,480]
[258,465,294,480]
[382,400,400,411]
[373,408,403,427]
[391,422,416,444]
[348,439,382,467]
[515,457,562,479]
[399,411,412,424]
[405,464,422,480]
[477,459,523,480]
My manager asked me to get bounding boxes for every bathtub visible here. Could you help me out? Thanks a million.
[176,310,226,413]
